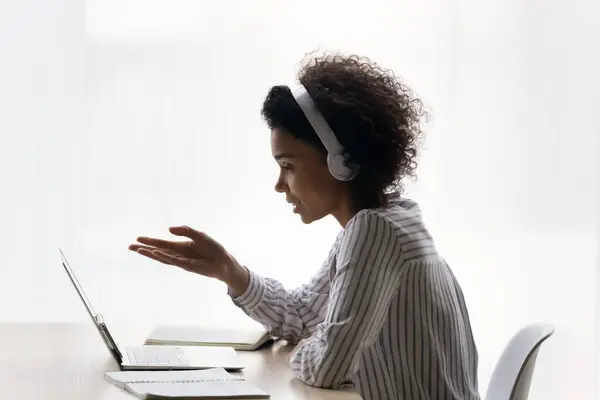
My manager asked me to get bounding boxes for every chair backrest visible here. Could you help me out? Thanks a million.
[485,323,554,400]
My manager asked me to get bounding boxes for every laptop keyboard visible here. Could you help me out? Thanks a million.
[127,347,183,366]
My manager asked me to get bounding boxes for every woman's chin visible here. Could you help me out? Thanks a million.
[297,211,326,225]
[297,210,311,224]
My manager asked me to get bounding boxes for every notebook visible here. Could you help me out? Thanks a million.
[105,368,270,399]
[145,326,276,351]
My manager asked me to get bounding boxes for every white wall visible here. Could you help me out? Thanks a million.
[0,1,598,399]
[0,0,85,318]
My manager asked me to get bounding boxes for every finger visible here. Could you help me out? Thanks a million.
[150,250,212,274]
[136,248,176,266]
[169,225,207,242]
[150,250,196,268]
[129,244,155,252]
[130,244,184,257]
[136,236,192,252]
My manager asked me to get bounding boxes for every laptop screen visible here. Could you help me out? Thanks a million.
[59,249,98,321]
[59,249,123,364]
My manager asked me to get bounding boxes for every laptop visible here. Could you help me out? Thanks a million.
[59,249,244,371]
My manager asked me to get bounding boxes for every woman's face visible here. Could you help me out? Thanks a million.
[271,128,349,225]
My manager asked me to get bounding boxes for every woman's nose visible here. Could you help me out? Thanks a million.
[274,175,286,193]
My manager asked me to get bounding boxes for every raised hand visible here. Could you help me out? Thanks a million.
[129,225,234,281]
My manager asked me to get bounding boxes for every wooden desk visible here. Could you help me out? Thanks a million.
[0,322,360,399]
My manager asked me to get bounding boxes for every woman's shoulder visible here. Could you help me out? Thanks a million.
[344,194,439,261]
[349,192,425,231]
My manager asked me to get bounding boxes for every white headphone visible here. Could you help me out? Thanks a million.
[291,84,360,181]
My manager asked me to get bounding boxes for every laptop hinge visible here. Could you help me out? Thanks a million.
[95,314,124,363]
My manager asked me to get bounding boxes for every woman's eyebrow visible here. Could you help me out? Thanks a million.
[274,152,295,160]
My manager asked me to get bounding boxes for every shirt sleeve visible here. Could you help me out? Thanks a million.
[289,211,403,388]
[228,235,341,343]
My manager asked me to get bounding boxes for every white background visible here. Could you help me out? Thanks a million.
[0,0,598,399]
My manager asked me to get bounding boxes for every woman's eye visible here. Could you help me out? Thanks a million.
[281,164,293,170]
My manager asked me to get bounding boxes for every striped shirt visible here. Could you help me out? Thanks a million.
[230,193,480,400]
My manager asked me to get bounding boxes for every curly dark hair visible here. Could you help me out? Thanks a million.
[261,52,430,211]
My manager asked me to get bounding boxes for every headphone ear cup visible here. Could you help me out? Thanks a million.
[327,153,359,181]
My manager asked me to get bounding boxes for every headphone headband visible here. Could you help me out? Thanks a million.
[291,84,359,181]
[291,85,343,156]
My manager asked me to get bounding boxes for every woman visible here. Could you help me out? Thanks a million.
[129,53,480,400]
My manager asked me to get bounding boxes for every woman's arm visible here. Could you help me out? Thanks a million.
[226,237,340,344]
[128,224,338,345]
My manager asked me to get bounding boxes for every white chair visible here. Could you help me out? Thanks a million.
[485,323,554,400]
